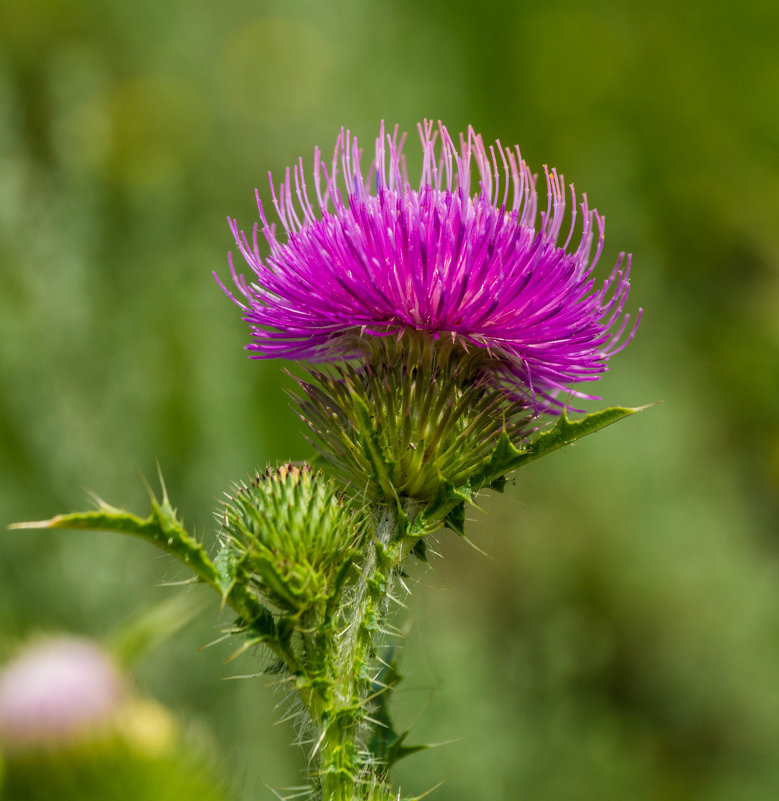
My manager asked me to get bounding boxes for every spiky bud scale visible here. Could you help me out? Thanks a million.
[219,464,367,615]
[297,330,532,506]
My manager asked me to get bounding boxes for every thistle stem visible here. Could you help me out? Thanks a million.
[314,503,401,800]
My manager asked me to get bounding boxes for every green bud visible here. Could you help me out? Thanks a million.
[219,464,367,615]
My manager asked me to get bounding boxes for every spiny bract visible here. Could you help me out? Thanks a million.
[218,464,366,614]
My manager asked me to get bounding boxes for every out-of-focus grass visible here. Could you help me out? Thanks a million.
[1,1,777,799]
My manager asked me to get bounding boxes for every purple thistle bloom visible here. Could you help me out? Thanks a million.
[219,121,640,415]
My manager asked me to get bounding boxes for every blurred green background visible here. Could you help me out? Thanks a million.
[1,0,778,799]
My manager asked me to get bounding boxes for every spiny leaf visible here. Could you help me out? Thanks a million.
[407,405,646,540]
[366,655,426,770]
[380,730,428,770]
[444,501,466,536]
[10,489,277,644]
[214,542,241,601]
[470,405,645,490]
[11,498,219,586]
[411,538,428,562]
[408,479,472,538]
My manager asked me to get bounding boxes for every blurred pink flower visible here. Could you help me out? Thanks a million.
[0,637,123,752]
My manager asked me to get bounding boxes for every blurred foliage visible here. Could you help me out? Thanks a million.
[2,698,231,801]
[0,1,777,800]
[0,634,231,801]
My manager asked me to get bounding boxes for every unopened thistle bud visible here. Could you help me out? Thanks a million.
[218,464,367,615]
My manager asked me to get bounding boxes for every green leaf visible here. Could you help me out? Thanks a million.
[10,483,277,645]
[381,730,428,770]
[107,592,210,667]
[470,405,646,492]
[408,479,472,537]
[444,501,466,536]
[406,405,646,541]
[411,537,428,562]
[12,495,220,587]
[214,542,240,600]
[488,474,508,493]
[366,655,426,770]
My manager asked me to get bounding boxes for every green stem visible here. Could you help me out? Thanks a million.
[313,503,401,800]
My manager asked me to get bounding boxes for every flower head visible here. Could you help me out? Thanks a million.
[219,464,367,613]
[219,121,639,415]
[0,637,123,752]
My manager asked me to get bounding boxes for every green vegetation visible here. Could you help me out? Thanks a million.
[1,1,777,799]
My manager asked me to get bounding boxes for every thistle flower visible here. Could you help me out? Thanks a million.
[0,637,123,753]
[219,121,640,415]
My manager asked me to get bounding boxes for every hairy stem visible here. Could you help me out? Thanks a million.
[314,504,402,800]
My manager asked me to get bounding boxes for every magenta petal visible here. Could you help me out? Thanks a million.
[219,121,640,416]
